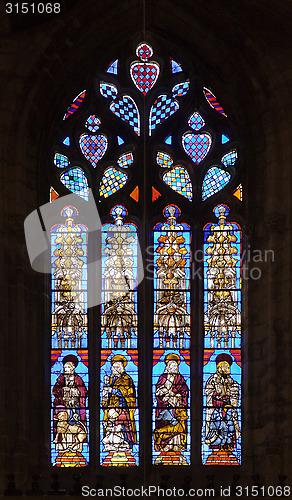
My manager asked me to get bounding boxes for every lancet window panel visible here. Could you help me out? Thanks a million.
[50,206,89,467]
[152,205,191,466]
[202,204,242,466]
[100,205,139,467]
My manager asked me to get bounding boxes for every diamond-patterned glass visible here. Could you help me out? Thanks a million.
[136,42,153,61]
[130,62,159,95]
[172,80,190,97]
[182,133,212,164]
[54,153,70,168]
[202,167,231,200]
[60,168,89,200]
[222,150,238,167]
[99,167,128,198]
[79,134,108,167]
[100,82,118,99]
[156,151,173,167]
[117,152,134,168]
[85,115,101,132]
[149,95,179,136]
[110,95,140,135]
[163,166,193,200]
[188,111,205,131]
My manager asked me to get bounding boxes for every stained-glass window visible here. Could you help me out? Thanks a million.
[172,80,190,97]
[188,111,205,131]
[153,206,191,465]
[79,134,108,167]
[54,153,70,168]
[182,132,212,164]
[202,205,241,465]
[51,206,89,467]
[149,95,179,135]
[50,40,243,471]
[85,115,101,132]
[63,90,86,120]
[203,87,227,117]
[60,168,89,200]
[110,95,140,136]
[99,167,128,198]
[101,206,139,466]
[202,167,231,200]
[163,167,193,200]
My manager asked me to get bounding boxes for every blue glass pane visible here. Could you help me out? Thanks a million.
[202,167,231,200]
[172,80,190,97]
[170,58,183,73]
[117,136,124,145]
[149,95,179,136]
[63,136,70,146]
[106,59,119,74]
[222,150,238,167]
[54,153,70,168]
[164,135,172,145]
[222,134,230,144]
[110,95,140,136]
[60,168,89,200]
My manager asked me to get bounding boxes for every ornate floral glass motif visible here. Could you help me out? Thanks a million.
[79,134,108,167]
[202,167,231,200]
[153,205,191,465]
[130,42,159,95]
[163,167,193,200]
[99,168,128,198]
[60,168,89,200]
[172,80,190,97]
[110,95,140,136]
[63,90,86,120]
[51,206,89,467]
[149,95,179,136]
[100,206,139,466]
[202,204,241,465]
[203,87,227,117]
[54,153,70,168]
[182,132,212,164]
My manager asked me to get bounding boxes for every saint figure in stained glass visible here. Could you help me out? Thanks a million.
[52,355,88,458]
[204,354,240,461]
[102,355,137,454]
